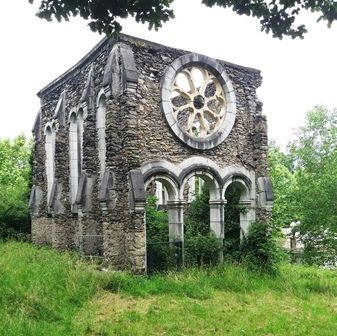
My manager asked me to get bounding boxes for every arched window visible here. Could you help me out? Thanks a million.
[77,109,84,175]
[96,94,106,177]
[69,112,79,205]
[45,124,56,202]
[69,109,84,207]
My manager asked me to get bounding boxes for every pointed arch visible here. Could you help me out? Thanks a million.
[44,122,56,203]
[69,109,79,206]
[96,89,107,178]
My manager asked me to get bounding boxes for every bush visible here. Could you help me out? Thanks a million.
[223,183,247,260]
[183,186,222,267]
[145,196,176,272]
[184,234,222,267]
[301,229,337,266]
[145,187,223,271]
[239,221,283,274]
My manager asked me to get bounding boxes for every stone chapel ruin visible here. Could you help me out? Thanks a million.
[29,34,273,273]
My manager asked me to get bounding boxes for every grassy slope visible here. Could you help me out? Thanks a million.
[1,241,337,336]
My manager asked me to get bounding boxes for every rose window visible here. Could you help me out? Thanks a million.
[171,67,226,138]
[161,54,236,150]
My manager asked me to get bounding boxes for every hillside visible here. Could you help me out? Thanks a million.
[0,241,336,335]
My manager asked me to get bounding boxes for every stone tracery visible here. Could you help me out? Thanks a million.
[171,66,226,138]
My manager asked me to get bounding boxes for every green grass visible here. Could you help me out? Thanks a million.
[1,241,337,335]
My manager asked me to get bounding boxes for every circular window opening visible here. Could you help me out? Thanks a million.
[161,54,236,150]
[193,95,205,109]
[171,66,226,139]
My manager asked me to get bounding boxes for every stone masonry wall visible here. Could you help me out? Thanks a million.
[30,34,272,272]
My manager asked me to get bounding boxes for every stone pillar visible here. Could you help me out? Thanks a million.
[239,200,255,237]
[209,200,225,239]
[167,200,185,267]
[209,199,225,263]
[128,204,146,274]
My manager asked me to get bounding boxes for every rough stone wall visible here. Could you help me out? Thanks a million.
[133,42,262,169]
[30,34,272,272]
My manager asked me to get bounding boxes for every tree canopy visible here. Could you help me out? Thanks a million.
[289,106,337,264]
[269,106,337,265]
[0,135,32,239]
[28,0,337,39]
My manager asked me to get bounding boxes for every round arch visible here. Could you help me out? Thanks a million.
[223,174,255,237]
[223,177,251,202]
[144,174,179,201]
[179,168,222,201]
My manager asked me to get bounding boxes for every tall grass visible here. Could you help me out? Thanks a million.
[0,241,110,336]
[1,241,337,335]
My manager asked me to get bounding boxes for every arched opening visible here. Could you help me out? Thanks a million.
[224,182,244,257]
[180,171,223,266]
[144,175,181,272]
[77,109,84,175]
[69,112,79,207]
[223,178,253,257]
[45,125,55,204]
[96,94,106,178]
[69,110,84,211]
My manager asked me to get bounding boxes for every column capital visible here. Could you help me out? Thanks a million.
[209,200,226,207]
[167,200,186,208]
[239,200,252,207]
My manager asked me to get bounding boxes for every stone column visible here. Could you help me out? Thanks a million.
[129,202,147,274]
[167,200,185,267]
[209,199,225,263]
[209,200,225,239]
[239,200,255,238]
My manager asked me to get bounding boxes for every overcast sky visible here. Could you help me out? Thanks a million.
[1,1,336,148]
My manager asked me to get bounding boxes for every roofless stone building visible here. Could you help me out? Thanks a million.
[29,34,273,273]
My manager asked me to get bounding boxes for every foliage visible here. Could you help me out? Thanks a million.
[184,186,210,237]
[145,188,222,271]
[184,186,222,267]
[269,106,337,265]
[145,196,169,243]
[239,221,283,273]
[145,196,175,272]
[268,142,298,229]
[0,135,32,239]
[288,106,337,265]
[2,241,337,335]
[29,0,337,38]
[223,183,246,259]
[184,234,222,267]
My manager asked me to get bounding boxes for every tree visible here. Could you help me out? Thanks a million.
[0,135,32,239]
[268,142,298,229]
[289,106,337,264]
[29,0,337,39]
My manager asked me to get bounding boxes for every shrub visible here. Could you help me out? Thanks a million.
[223,183,247,260]
[184,186,222,267]
[184,234,222,267]
[145,196,175,272]
[239,221,283,274]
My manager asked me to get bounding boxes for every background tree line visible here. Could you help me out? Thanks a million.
[269,105,337,265]
[0,135,32,239]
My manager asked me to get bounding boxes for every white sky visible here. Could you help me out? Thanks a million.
[1,1,337,148]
